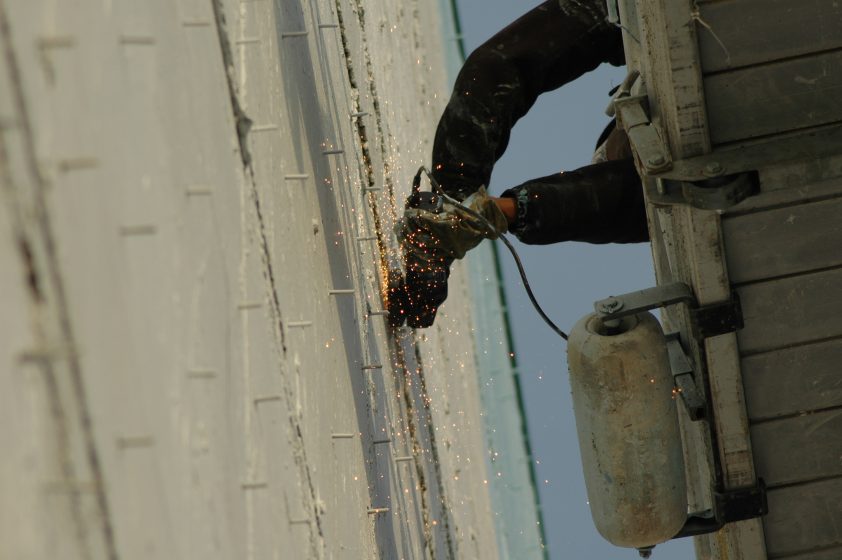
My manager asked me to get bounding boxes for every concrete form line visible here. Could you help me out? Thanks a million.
[119,225,157,236]
[236,37,261,44]
[394,456,414,463]
[185,186,213,196]
[318,23,339,29]
[237,301,263,310]
[284,173,309,180]
[367,507,390,515]
[251,124,279,132]
[241,481,268,490]
[331,433,355,439]
[118,35,156,45]
[368,310,389,316]
[287,321,313,328]
[329,289,355,295]
[57,157,98,172]
[115,435,155,449]
[322,148,343,155]
[44,480,97,494]
[253,394,282,404]
[37,36,75,49]
[17,346,72,364]
[182,21,212,28]
[281,31,308,38]
[361,364,382,370]
[187,369,217,379]
[372,438,391,445]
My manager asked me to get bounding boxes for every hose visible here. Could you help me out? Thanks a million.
[414,166,569,341]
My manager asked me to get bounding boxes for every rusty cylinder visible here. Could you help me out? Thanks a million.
[567,311,687,549]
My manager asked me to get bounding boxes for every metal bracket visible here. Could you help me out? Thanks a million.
[594,282,743,340]
[715,479,768,524]
[614,93,673,175]
[673,480,768,539]
[648,171,760,211]
[666,333,705,420]
[689,294,744,339]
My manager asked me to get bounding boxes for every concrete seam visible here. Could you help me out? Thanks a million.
[209,1,325,557]
[0,2,118,558]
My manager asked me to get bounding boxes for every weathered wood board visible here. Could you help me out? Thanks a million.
[705,50,842,144]
[763,477,842,557]
[750,409,842,487]
[736,267,842,354]
[723,195,842,284]
[741,338,842,420]
[696,0,842,73]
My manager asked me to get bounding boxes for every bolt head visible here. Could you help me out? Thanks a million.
[597,297,624,314]
[704,161,723,176]
[647,155,666,167]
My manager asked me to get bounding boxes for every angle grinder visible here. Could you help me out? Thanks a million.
[386,166,568,341]
[386,168,453,328]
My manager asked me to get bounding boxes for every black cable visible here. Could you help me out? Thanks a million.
[416,166,569,341]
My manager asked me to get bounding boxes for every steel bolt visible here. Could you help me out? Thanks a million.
[704,161,723,176]
[647,155,666,167]
[597,297,624,314]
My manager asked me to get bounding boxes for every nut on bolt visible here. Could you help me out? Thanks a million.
[597,297,624,315]
[647,155,666,168]
[703,161,724,176]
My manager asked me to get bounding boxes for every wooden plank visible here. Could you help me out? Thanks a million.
[751,409,842,487]
[636,0,710,158]
[736,267,842,354]
[705,50,842,144]
[769,545,842,560]
[742,338,842,420]
[727,165,842,217]
[723,196,842,284]
[696,0,842,73]
[763,477,842,557]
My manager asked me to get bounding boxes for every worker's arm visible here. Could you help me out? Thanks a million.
[497,158,649,244]
[431,0,624,200]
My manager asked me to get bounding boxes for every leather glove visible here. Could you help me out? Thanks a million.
[393,186,507,328]
[395,186,508,263]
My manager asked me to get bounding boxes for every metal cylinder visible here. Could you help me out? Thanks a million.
[567,311,687,549]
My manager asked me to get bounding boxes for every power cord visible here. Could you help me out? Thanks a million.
[414,166,569,341]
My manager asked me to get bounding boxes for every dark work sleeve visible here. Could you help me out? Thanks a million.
[431,0,625,200]
[501,158,649,244]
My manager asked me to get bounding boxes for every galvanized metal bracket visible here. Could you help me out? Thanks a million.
[593,282,743,340]
[673,480,769,540]
[665,333,705,421]
[648,171,760,211]
[614,94,673,175]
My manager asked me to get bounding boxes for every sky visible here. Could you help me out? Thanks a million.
[451,1,696,558]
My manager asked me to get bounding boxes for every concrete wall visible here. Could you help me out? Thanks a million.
[0,0,500,558]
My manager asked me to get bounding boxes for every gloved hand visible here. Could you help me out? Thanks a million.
[394,186,507,327]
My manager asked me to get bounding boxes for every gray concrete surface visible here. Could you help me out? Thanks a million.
[0,0,500,558]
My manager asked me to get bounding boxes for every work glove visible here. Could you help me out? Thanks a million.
[396,186,508,262]
[393,186,507,327]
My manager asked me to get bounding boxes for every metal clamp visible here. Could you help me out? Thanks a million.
[674,480,768,539]
[649,171,760,211]
[666,333,705,420]
[614,93,673,175]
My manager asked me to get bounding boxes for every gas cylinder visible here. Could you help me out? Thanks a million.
[567,311,687,549]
